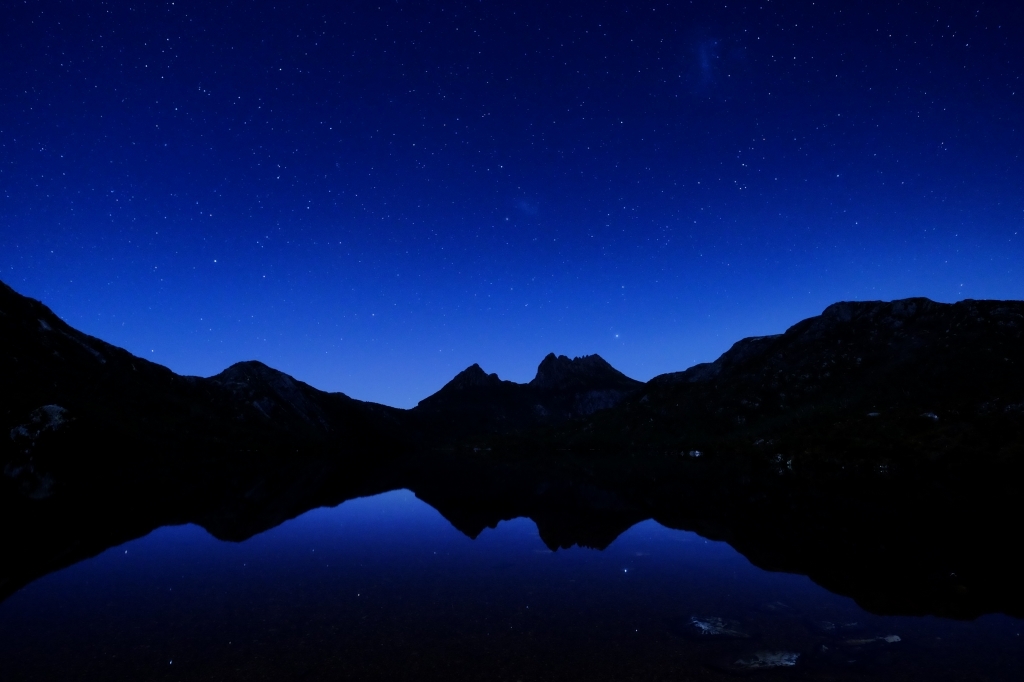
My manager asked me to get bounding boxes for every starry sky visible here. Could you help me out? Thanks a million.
[2,1,1022,407]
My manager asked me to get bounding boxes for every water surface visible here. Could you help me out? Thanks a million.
[1,489,1021,681]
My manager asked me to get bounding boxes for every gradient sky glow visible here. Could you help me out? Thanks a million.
[2,1,1022,407]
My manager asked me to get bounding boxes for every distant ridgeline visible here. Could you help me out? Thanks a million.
[561,296,1024,464]
[2,279,1024,619]
[4,278,1023,466]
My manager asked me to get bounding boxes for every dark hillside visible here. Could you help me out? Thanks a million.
[0,281,404,502]
[563,297,1024,467]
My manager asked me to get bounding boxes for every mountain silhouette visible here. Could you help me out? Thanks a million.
[562,297,1024,463]
[411,353,642,443]
[3,279,1024,619]
[4,279,1022,464]
[0,279,405,502]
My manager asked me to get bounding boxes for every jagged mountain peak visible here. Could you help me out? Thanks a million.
[529,353,640,392]
[413,354,642,427]
[445,363,504,390]
[416,363,506,409]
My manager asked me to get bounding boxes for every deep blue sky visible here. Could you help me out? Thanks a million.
[2,1,1022,407]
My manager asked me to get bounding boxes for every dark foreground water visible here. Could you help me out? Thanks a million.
[1,489,1021,681]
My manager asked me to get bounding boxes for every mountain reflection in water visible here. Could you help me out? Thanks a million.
[1,486,1023,682]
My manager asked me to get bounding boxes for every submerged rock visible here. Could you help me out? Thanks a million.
[685,616,750,639]
[729,651,801,670]
[843,634,901,647]
[806,619,863,636]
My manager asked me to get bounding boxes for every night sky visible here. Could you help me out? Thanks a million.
[2,1,1022,407]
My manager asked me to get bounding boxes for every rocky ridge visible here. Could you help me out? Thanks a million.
[410,352,643,443]
[559,297,1024,465]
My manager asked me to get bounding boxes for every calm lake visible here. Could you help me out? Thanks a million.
[0,489,1021,681]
